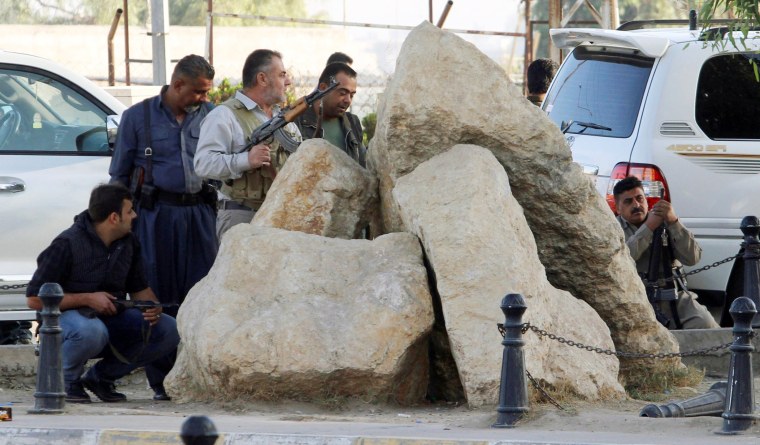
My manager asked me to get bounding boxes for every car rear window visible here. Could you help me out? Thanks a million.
[696,53,760,140]
[543,46,654,138]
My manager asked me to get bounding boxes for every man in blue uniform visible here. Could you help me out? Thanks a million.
[109,54,217,400]
[26,184,179,403]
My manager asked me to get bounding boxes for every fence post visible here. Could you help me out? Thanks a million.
[492,293,529,428]
[718,296,758,435]
[740,216,760,328]
[28,283,65,414]
[639,381,727,418]
[180,415,219,445]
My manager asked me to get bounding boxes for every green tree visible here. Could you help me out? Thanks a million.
[1,0,308,26]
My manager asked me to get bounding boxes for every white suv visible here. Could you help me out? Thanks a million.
[0,50,125,321]
[545,22,760,307]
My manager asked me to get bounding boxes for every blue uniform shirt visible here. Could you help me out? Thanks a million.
[109,86,212,194]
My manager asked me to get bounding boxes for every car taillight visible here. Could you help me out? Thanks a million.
[605,163,670,214]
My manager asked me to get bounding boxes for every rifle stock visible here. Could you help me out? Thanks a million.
[244,77,339,152]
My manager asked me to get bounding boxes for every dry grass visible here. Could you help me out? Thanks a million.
[622,364,705,402]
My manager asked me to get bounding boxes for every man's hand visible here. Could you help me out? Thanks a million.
[247,143,271,169]
[88,292,118,316]
[141,305,162,326]
[646,200,678,230]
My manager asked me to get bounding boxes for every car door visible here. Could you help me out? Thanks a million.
[0,64,117,285]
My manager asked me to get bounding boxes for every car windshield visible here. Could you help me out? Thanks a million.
[543,46,654,138]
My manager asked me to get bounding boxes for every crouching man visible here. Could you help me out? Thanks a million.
[613,176,719,329]
[26,184,180,403]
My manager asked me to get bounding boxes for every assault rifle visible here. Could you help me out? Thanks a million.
[113,299,178,312]
[244,77,339,153]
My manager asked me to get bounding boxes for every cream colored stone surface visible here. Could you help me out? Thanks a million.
[252,138,378,239]
[393,145,624,406]
[166,227,433,404]
[367,21,679,367]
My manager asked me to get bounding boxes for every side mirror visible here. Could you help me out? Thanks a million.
[106,114,120,150]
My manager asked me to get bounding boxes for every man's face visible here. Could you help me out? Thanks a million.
[115,199,137,236]
[262,56,290,106]
[320,71,356,119]
[615,187,648,226]
[176,76,213,112]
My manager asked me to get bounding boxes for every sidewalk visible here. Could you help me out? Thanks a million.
[1,374,758,445]
[2,329,758,445]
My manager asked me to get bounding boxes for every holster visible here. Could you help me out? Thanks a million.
[138,183,157,211]
[200,182,218,214]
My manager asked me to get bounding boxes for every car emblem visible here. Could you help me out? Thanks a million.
[565,135,575,148]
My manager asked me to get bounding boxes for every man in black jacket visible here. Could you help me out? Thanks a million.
[294,62,366,167]
[26,184,180,403]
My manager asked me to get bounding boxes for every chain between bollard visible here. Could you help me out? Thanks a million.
[643,253,739,288]
[526,370,566,411]
[497,323,737,359]
[0,283,28,291]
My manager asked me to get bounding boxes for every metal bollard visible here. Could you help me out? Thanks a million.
[640,381,727,418]
[739,216,760,328]
[180,415,219,445]
[492,293,529,428]
[717,296,758,435]
[28,283,65,414]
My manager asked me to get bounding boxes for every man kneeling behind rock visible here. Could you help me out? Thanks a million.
[26,184,180,403]
[614,176,719,329]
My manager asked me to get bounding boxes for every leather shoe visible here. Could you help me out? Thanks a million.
[65,381,92,404]
[81,371,126,402]
[152,386,171,401]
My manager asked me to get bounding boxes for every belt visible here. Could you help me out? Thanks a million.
[218,200,253,212]
[156,190,204,206]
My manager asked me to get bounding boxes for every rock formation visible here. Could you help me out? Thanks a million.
[394,144,624,406]
[252,139,378,239]
[367,21,680,373]
[166,227,434,404]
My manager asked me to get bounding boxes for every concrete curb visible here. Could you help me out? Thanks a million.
[0,428,682,445]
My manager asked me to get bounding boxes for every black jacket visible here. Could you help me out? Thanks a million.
[294,106,367,167]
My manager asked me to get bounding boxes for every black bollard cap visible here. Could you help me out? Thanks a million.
[730,296,758,315]
[180,415,219,445]
[38,282,63,298]
[740,216,760,238]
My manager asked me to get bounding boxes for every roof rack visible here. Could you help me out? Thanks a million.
[617,9,736,32]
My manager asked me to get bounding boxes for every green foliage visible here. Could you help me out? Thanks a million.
[208,78,241,105]
[1,0,307,26]
[361,112,376,145]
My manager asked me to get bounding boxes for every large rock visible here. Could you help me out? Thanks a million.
[165,226,434,404]
[394,145,624,406]
[367,21,679,374]
[252,138,378,239]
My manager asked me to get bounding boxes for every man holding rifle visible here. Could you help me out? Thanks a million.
[26,184,180,403]
[195,49,302,238]
[613,176,718,329]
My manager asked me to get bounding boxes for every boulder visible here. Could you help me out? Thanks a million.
[367,21,679,373]
[393,144,624,406]
[165,226,434,404]
[252,138,378,239]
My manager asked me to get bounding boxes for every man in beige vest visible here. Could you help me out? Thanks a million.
[195,49,301,239]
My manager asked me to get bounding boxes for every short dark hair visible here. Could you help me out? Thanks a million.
[527,58,558,94]
[319,62,356,85]
[171,54,214,82]
[242,49,282,88]
[326,52,353,66]
[88,184,132,223]
[612,176,643,200]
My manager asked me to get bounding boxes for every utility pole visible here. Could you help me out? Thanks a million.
[150,0,170,85]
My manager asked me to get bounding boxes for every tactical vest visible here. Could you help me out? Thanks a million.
[220,98,292,210]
